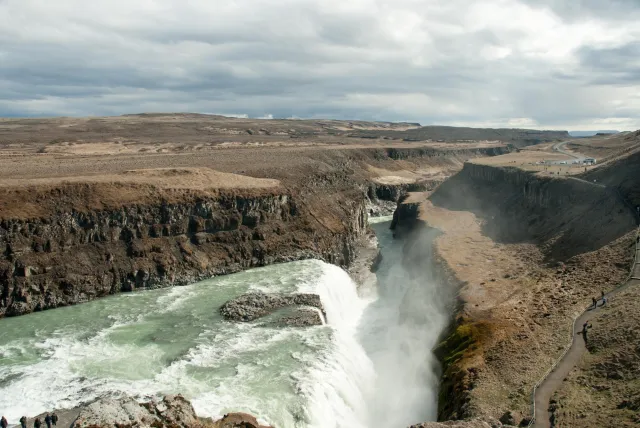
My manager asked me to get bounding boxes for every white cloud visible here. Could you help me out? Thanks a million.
[0,0,639,130]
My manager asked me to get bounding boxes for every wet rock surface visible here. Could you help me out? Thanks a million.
[220,291,325,323]
[265,308,325,327]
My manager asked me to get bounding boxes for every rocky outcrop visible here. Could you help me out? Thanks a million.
[74,395,200,428]
[390,196,421,234]
[0,184,368,317]
[264,308,325,327]
[50,394,273,428]
[213,413,273,428]
[220,291,325,323]
[368,182,429,203]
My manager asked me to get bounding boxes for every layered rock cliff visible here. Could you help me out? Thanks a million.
[432,162,636,260]
[0,184,367,317]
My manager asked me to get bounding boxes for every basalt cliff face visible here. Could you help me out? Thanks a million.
[0,185,367,317]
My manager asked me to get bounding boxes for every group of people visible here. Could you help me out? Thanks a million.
[0,413,59,428]
[591,290,607,309]
[582,291,611,343]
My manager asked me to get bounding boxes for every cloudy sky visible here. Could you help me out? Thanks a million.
[1,0,640,130]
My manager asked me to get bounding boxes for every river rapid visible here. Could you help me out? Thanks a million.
[0,217,450,427]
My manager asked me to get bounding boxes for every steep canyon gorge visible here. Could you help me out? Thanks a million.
[1,120,638,428]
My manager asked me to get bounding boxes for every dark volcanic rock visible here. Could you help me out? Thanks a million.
[266,308,325,327]
[0,186,368,318]
[220,291,325,322]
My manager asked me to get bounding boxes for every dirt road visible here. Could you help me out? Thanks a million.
[548,141,586,165]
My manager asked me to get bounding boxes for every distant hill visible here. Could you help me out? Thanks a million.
[346,125,570,147]
[569,130,619,137]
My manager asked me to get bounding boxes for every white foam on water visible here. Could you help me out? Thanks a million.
[368,215,394,224]
[155,286,199,313]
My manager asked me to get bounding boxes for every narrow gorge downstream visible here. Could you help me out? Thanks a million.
[0,214,452,428]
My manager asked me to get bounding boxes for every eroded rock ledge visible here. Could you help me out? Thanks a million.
[220,291,326,325]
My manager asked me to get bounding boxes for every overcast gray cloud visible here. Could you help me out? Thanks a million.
[1,0,640,130]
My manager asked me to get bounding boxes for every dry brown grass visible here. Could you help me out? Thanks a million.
[0,167,280,190]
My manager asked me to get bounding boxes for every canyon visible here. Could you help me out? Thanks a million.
[1,115,639,428]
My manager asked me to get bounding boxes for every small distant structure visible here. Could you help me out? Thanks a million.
[583,158,596,165]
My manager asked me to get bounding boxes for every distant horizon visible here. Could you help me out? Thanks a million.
[0,112,634,133]
[3,1,640,132]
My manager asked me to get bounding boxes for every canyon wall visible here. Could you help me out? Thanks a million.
[0,145,512,318]
[0,185,367,317]
[431,162,636,260]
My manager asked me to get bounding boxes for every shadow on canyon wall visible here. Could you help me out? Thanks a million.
[429,163,637,262]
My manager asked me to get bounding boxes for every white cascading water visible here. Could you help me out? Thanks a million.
[297,263,375,428]
[297,217,450,427]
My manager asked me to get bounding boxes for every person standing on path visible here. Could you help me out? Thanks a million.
[51,413,58,426]
[44,414,52,428]
[1,415,8,428]
[581,322,592,342]
[20,416,27,428]
[592,297,597,308]
[33,418,41,428]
